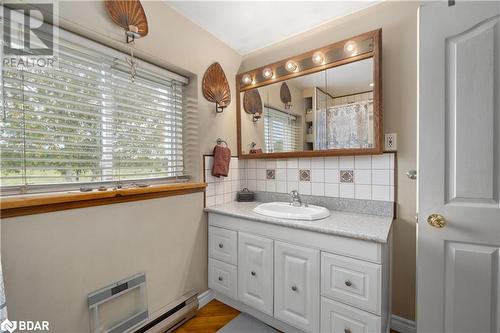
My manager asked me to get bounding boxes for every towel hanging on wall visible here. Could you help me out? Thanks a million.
[212,144,231,178]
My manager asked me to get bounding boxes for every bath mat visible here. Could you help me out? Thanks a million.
[217,312,279,333]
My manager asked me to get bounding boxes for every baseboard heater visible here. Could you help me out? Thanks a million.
[134,291,198,333]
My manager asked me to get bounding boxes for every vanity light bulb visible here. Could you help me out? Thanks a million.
[344,40,357,54]
[312,51,325,65]
[369,82,374,87]
[242,74,252,85]
[262,67,273,79]
[285,60,298,72]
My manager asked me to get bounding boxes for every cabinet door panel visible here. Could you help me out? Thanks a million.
[238,232,274,316]
[274,241,319,333]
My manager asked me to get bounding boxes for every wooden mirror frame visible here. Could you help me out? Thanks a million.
[236,29,382,159]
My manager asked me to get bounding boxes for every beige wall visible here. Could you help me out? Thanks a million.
[2,194,206,332]
[1,1,242,332]
[241,1,419,320]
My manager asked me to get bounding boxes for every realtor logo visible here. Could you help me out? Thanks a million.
[1,2,58,69]
[0,319,17,333]
[0,319,49,332]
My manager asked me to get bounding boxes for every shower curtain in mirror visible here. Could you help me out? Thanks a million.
[317,101,372,149]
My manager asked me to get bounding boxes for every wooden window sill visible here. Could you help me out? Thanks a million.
[0,182,207,218]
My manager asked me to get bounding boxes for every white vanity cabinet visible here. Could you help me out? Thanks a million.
[208,212,392,333]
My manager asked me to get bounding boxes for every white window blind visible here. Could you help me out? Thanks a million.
[264,106,300,153]
[0,15,188,195]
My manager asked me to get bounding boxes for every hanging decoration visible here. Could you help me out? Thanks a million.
[202,62,231,113]
[280,82,292,109]
[243,89,263,122]
[104,0,149,82]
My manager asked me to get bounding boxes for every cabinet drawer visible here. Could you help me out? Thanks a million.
[321,252,381,314]
[209,226,237,265]
[208,258,237,299]
[320,297,381,333]
[238,232,274,316]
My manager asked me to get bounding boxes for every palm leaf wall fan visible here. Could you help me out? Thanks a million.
[243,89,263,122]
[280,82,292,109]
[203,62,231,113]
[104,0,149,82]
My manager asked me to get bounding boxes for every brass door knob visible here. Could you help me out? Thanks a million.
[427,213,445,228]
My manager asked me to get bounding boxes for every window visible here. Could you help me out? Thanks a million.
[263,106,300,152]
[0,15,189,195]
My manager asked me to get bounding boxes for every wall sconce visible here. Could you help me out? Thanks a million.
[285,60,298,72]
[243,89,262,122]
[104,0,149,82]
[312,51,325,65]
[262,67,273,79]
[202,62,231,113]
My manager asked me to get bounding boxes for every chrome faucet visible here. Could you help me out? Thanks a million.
[289,190,307,207]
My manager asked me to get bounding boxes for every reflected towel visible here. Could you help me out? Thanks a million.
[212,145,231,177]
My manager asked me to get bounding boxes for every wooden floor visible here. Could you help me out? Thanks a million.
[174,300,240,333]
[175,299,399,333]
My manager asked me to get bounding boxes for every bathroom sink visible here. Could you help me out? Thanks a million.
[253,202,330,221]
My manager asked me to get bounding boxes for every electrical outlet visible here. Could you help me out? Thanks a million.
[385,133,397,151]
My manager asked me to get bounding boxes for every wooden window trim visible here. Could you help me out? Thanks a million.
[0,182,207,218]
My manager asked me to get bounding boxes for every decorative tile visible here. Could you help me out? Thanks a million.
[299,169,311,182]
[266,169,276,180]
[340,170,354,183]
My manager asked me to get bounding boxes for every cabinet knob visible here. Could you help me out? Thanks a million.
[345,280,352,287]
[251,271,256,276]
[344,329,351,333]
[218,243,224,248]
[291,286,298,292]
[218,276,223,281]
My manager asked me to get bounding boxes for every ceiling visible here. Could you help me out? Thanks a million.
[166,1,379,55]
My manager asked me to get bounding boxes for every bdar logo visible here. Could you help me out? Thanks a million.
[1,319,17,333]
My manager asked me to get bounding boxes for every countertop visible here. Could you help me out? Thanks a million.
[205,201,393,243]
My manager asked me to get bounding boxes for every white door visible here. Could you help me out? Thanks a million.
[418,2,500,333]
[238,232,274,316]
[274,241,319,333]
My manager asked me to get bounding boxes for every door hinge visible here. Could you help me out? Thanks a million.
[448,0,455,6]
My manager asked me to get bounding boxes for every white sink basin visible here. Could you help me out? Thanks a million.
[253,202,330,221]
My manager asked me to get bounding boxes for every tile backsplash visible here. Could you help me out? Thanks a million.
[204,153,395,207]
[204,156,246,207]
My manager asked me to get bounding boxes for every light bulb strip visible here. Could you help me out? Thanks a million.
[238,31,378,90]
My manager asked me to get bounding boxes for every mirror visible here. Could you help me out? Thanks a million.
[237,30,381,158]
